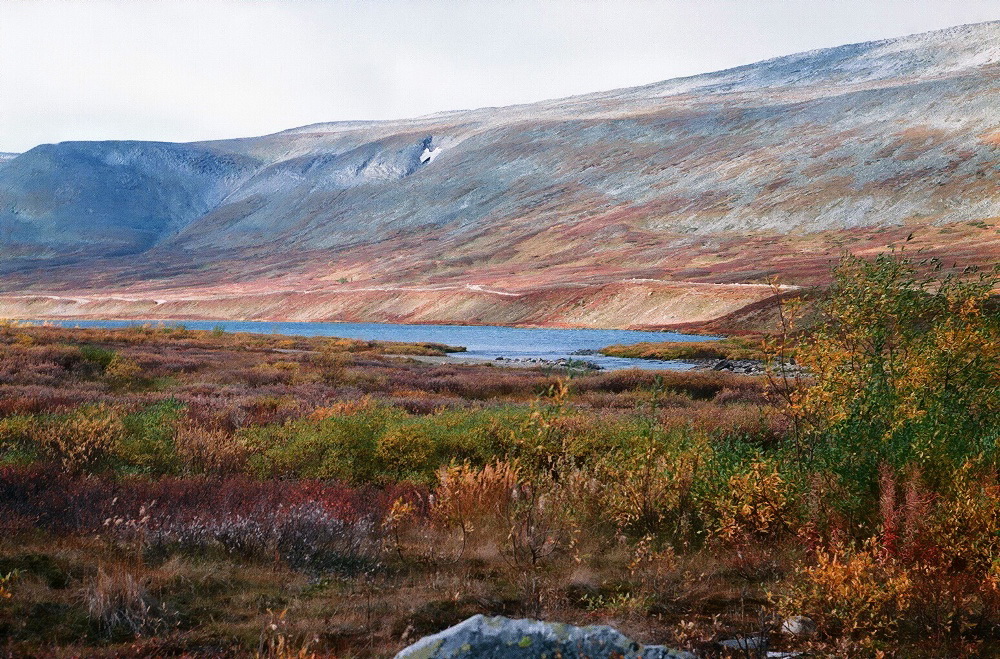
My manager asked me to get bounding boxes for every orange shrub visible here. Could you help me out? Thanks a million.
[778,539,914,643]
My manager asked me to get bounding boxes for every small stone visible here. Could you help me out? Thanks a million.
[781,615,816,637]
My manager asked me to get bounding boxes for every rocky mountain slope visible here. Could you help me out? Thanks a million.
[1,21,998,328]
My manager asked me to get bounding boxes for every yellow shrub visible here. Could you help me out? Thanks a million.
[923,462,1000,576]
[787,253,1000,456]
[314,342,352,383]
[0,571,15,606]
[0,415,34,445]
[375,427,437,482]
[600,445,703,537]
[270,360,300,371]
[714,460,792,542]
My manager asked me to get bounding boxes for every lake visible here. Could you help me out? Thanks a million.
[38,320,719,371]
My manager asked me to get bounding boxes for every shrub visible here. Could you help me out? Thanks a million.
[104,354,143,390]
[711,459,793,543]
[314,342,351,384]
[173,424,250,475]
[751,252,1000,542]
[375,426,438,484]
[0,415,42,465]
[429,461,519,534]
[778,539,914,644]
[245,409,392,482]
[792,253,1000,487]
[78,345,117,370]
[116,501,379,573]
[597,427,708,541]
[114,401,182,475]
[0,570,15,608]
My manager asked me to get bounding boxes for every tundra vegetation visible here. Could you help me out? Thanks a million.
[1,252,998,657]
[599,337,766,362]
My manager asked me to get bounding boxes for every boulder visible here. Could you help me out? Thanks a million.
[394,614,695,659]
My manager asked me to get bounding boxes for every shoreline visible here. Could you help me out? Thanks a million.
[392,354,603,370]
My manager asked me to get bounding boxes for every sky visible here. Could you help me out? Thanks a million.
[1,0,998,153]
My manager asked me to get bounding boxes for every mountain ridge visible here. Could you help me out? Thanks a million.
[1,20,998,329]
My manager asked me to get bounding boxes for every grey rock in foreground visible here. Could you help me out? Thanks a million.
[394,614,694,659]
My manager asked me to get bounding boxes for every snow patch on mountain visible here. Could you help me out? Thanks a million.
[420,147,442,163]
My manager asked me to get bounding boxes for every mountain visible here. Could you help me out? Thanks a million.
[1,21,999,328]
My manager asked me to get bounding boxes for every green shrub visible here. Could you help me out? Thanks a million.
[112,400,184,475]
[78,345,117,369]
[0,415,43,465]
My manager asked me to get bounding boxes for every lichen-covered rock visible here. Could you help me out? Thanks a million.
[394,614,695,659]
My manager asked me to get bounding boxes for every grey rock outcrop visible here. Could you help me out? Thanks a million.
[394,614,694,659]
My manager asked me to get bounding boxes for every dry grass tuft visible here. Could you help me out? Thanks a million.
[83,564,170,638]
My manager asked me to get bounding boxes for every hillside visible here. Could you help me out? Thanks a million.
[1,21,998,328]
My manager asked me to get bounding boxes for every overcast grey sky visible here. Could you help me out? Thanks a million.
[1,0,998,153]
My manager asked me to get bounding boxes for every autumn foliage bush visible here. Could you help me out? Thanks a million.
[768,253,1000,648]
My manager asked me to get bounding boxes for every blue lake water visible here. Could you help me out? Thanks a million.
[39,320,719,371]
